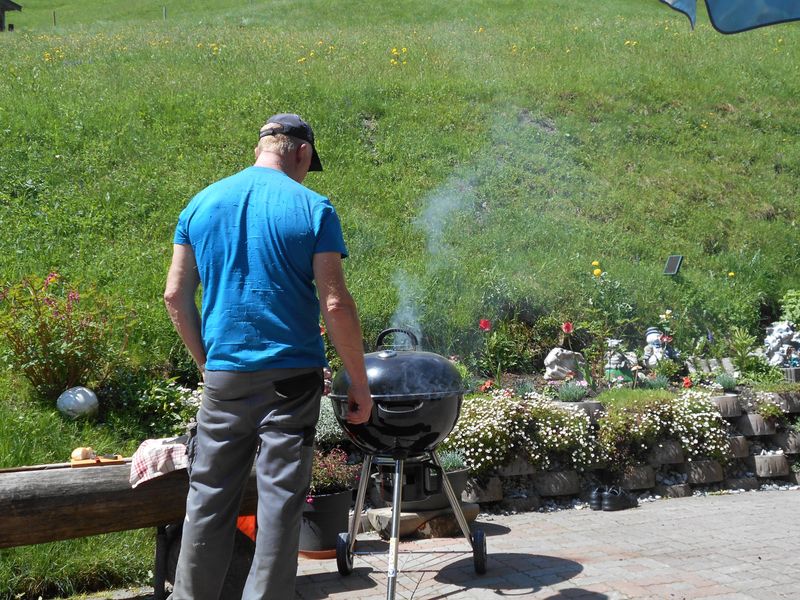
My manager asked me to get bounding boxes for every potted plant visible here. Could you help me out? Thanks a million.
[299,448,359,556]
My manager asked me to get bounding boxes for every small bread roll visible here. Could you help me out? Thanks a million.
[71,447,95,461]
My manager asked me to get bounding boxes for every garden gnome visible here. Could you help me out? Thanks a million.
[604,339,634,382]
[642,327,665,368]
[544,347,588,381]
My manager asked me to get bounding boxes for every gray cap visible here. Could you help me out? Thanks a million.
[259,113,322,171]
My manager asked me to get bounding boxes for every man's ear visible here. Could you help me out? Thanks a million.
[298,143,313,167]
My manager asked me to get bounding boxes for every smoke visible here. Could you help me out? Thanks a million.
[388,109,582,352]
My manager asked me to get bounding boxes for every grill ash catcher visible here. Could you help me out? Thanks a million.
[329,328,487,599]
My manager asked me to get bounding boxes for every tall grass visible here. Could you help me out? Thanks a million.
[2,0,799,360]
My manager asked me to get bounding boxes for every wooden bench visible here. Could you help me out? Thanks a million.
[0,461,257,599]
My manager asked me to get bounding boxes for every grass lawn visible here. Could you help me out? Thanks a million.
[1,0,800,596]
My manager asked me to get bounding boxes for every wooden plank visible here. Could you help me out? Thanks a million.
[0,465,258,549]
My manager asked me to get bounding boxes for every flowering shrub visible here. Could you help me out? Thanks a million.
[308,448,359,496]
[441,389,598,475]
[137,378,202,436]
[598,389,730,472]
[0,273,126,399]
[478,319,536,376]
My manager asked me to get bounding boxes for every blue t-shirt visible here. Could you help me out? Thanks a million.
[173,166,348,371]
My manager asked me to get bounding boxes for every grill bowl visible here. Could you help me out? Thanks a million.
[329,343,463,457]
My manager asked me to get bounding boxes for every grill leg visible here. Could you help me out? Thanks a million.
[386,458,404,600]
[348,454,373,556]
[429,451,473,546]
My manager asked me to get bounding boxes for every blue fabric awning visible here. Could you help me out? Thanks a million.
[661,0,800,34]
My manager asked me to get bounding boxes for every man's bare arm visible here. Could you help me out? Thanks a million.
[313,252,372,424]
[164,244,207,371]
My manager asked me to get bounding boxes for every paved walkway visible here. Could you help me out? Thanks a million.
[76,489,800,600]
[295,490,800,600]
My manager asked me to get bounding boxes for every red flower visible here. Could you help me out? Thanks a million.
[660,334,673,344]
[478,319,492,332]
[319,325,326,336]
[682,376,692,388]
[561,321,574,334]
[479,379,494,392]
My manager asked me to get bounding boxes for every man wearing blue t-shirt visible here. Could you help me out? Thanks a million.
[164,113,372,599]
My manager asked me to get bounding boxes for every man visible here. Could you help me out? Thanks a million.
[163,113,372,599]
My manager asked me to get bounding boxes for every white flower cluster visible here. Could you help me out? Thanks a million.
[442,389,598,475]
[671,389,730,462]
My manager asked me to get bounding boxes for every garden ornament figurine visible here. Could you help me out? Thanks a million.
[642,326,679,368]
[604,339,635,383]
[763,321,800,367]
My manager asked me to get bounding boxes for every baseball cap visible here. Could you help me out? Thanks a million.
[259,113,322,171]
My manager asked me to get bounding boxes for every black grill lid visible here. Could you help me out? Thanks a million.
[329,329,463,400]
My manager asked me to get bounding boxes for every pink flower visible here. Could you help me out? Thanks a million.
[478,319,491,331]
[561,322,574,334]
[44,272,59,288]
[660,334,673,344]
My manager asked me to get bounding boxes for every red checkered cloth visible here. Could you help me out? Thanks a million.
[129,438,188,488]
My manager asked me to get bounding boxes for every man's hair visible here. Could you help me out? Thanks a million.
[258,124,301,155]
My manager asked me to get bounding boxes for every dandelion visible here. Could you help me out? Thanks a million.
[728,271,735,278]
[591,260,600,267]
[592,268,602,277]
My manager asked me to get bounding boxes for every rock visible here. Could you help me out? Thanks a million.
[367,504,479,539]
[57,386,99,419]
[544,348,588,380]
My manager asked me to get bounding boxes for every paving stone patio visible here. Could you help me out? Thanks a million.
[75,489,800,599]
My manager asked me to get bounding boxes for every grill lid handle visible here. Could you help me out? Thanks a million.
[375,328,418,350]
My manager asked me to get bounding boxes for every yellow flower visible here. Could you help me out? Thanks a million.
[591,260,600,267]
[592,268,602,277]
[728,271,735,278]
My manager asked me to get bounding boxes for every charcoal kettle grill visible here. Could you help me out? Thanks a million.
[329,328,487,599]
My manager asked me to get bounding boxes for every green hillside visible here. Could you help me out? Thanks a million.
[2,0,799,360]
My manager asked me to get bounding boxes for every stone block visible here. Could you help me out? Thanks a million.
[724,477,760,491]
[729,436,750,458]
[773,392,800,413]
[532,470,581,496]
[619,464,655,490]
[647,440,684,466]
[497,457,537,477]
[770,431,800,454]
[574,400,604,424]
[783,368,800,384]
[735,413,776,436]
[653,483,692,498]
[682,459,724,484]
[786,472,800,485]
[746,454,789,478]
[711,394,742,418]
[461,476,502,504]
[367,503,479,539]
